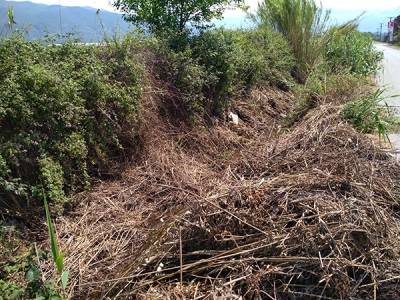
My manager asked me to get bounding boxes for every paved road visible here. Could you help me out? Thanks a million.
[375,43,400,149]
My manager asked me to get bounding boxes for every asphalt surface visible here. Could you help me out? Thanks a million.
[375,43,400,149]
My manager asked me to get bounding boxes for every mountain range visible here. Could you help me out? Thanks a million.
[0,0,131,41]
[1,0,400,42]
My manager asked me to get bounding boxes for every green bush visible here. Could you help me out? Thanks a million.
[325,31,383,76]
[192,28,294,115]
[0,36,143,208]
[156,28,294,118]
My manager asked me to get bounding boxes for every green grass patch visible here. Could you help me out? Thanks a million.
[341,89,396,141]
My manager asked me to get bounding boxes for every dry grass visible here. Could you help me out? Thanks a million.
[48,75,400,299]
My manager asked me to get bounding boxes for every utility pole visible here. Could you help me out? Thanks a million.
[380,23,383,41]
[388,16,395,43]
[58,0,63,36]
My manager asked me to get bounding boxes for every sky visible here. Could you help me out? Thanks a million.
[11,0,400,13]
[9,0,400,31]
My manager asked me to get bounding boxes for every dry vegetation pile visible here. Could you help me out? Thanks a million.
[1,2,392,299]
[49,69,400,299]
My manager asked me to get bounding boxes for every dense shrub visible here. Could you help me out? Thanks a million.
[0,36,143,207]
[191,28,294,115]
[156,28,294,118]
[325,31,383,76]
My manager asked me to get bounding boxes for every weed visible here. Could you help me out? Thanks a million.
[43,195,69,291]
[341,89,394,141]
[0,226,63,299]
[285,69,365,126]
[7,7,16,29]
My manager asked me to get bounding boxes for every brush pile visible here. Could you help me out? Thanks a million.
[56,83,400,299]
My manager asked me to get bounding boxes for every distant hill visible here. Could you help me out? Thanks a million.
[0,0,131,42]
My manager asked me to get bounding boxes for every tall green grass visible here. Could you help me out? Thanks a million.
[255,0,330,82]
[7,7,15,29]
[255,0,359,83]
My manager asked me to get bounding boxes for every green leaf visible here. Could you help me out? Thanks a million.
[61,271,69,290]
[44,195,64,274]
[44,197,59,259]
[55,253,64,274]
[25,267,40,283]
[7,7,15,27]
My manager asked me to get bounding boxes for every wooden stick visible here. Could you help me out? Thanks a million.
[179,225,183,287]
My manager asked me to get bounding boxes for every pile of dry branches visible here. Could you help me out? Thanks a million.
[54,83,400,299]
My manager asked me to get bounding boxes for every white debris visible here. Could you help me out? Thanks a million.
[229,112,240,125]
[144,256,157,265]
[156,262,164,272]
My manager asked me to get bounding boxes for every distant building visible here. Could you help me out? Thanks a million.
[395,15,400,42]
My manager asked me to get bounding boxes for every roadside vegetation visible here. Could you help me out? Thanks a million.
[255,0,331,82]
[0,37,143,210]
[1,0,398,299]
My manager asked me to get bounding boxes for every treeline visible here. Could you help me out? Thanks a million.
[0,0,382,210]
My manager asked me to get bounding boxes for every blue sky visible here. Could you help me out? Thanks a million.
[10,0,400,32]
[12,0,400,13]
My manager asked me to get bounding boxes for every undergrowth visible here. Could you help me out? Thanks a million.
[154,27,294,119]
[0,35,143,208]
[325,30,383,76]
[341,89,394,140]
[0,225,62,300]
[285,28,382,127]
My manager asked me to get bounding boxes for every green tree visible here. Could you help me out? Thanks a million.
[113,0,244,36]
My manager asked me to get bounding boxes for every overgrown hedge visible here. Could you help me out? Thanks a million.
[0,37,143,208]
[0,29,294,208]
[155,28,295,118]
[0,26,383,209]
